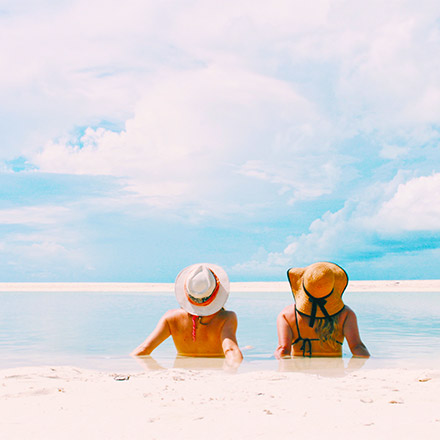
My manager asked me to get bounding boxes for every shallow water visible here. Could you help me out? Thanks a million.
[1,290,439,371]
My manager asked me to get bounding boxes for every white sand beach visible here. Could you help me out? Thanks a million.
[1,363,439,440]
[1,280,440,439]
[1,278,440,292]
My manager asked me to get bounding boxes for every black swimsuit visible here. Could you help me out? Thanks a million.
[292,306,343,357]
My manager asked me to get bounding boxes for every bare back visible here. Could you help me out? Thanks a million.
[283,305,347,357]
[276,304,370,358]
[131,307,242,362]
[167,308,236,356]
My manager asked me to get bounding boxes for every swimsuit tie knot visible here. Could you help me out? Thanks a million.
[300,338,313,357]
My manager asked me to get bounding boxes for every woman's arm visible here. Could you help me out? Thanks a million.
[221,312,243,367]
[274,310,294,359]
[343,307,370,358]
[130,313,171,356]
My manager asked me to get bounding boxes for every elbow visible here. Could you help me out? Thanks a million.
[275,345,291,359]
[130,345,151,357]
[351,343,370,358]
[224,347,243,368]
[224,346,243,359]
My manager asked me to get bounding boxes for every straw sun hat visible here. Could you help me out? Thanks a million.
[175,263,230,317]
[287,262,348,327]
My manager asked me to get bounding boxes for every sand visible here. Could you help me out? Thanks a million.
[1,280,440,439]
[1,362,439,439]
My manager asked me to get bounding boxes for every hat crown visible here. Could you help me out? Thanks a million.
[288,262,347,323]
[303,264,335,298]
[175,263,229,316]
[186,265,216,299]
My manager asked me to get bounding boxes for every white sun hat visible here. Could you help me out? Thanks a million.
[174,263,230,316]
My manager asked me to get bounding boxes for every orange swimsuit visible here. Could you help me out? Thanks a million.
[292,307,343,357]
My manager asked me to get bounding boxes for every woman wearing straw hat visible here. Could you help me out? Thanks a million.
[275,262,370,358]
[131,263,243,367]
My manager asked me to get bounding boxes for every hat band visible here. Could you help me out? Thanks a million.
[303,283,333,327]
[185,270,220,308]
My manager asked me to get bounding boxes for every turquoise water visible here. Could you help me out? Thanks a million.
[1,290,439,370]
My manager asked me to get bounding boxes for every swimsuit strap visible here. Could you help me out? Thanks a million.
[292,306,319,357]
[294,305,302,339]
[299,339,313,357]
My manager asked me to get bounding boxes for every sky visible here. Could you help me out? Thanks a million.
[1,0,440,282]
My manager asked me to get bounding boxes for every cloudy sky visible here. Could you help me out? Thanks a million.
[1,0,440,282]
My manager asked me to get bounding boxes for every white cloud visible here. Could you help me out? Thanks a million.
[30,65,341,214]
[379,144,410,160]
[0,206,71,225]
[26,241,69,258]
[232,171,440,277]
[0,205,84,260]
[1,236,89,281]
[0,0,438,179]
[2,0,440,159]
[373,173,440,231]
[334,8,440,136]
[0,204,93,280]
[2,0,440,281]
[4,0,439,235]
[237,158,340,203]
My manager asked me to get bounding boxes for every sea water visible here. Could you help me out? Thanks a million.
[0,290,439,371]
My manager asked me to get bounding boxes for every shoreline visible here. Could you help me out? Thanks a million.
[1,279,440,292]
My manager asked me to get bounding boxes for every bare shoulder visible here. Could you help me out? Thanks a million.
[218,309,238,322]
[162,308,186,321]
[338,305,357,326]
[341,305,356,318]
[278,304,295,320]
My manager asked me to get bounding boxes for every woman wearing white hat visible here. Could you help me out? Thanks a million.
[275,262,370,358]
[131,263,243,366]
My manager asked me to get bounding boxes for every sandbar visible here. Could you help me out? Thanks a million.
[1,279,440,292]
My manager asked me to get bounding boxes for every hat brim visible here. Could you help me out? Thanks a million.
[288,262,348,318]
[175,263,230,316]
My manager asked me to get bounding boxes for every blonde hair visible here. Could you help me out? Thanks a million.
[314,314,341,350]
